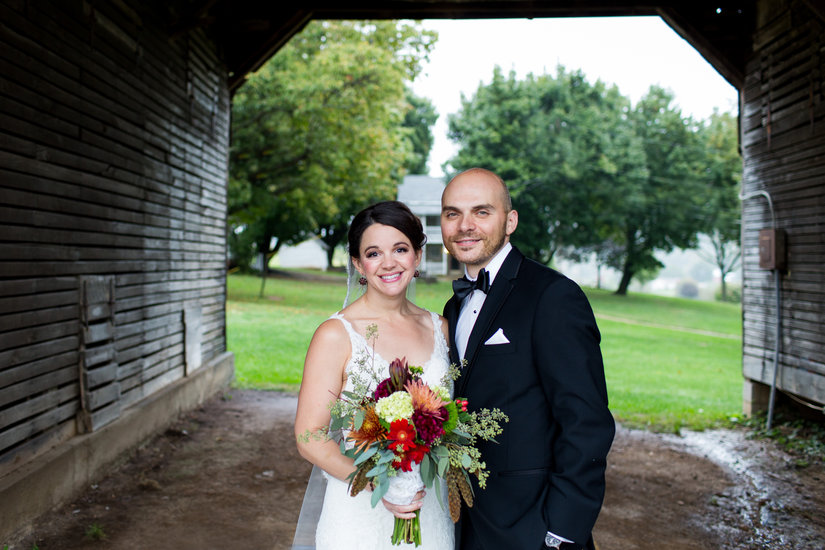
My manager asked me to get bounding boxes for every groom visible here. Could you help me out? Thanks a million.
[441,168,615,550]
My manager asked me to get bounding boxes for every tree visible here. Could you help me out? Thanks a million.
[603,86,707,295]
[402,89,438,174]
[229,21,438,281]
[448,73,711,295]
[447,67,644,266]
[695,110,742,300]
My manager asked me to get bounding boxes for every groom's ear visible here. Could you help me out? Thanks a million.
[506,209,518,236]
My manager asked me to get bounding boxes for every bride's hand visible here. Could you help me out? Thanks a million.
[381,489,426,519]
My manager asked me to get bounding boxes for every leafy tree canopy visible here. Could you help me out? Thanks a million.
[448,69,732,295]
[229,21,438,276]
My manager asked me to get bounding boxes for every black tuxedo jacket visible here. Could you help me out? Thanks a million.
[444,247,615,550]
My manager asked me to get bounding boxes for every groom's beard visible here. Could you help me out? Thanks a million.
[448,226,508,268]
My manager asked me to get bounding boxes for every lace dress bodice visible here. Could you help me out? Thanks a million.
[313,309,455,550]
[331,310,452,396]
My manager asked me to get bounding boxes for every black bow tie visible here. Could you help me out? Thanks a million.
[452,269,491,301]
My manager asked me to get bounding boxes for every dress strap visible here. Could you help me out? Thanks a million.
[328,311,362,352]
[429,310,450,359]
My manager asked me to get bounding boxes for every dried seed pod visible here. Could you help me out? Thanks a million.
[456,470,474,508]
[446,468,463,522]
[350,466,369,497]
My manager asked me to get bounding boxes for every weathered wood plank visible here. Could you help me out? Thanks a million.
[0,418,75,478]
[83,361,117,388]
[86,381,120,411]
[0,321,77,355]
[0,290,78,316]
[88,399,121,432]
[0,350,76,390]
[0,277,78,297]
[82,322,113,345]
[0,336,78,371]
[0,385,78,431]
[0,401,78,454]
[744,357,825,405]
[82,345,115,370]
[0,365,76,408]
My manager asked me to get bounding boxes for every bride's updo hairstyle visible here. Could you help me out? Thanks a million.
[348,201,427,259]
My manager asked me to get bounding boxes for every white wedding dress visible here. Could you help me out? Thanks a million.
[314,310,455,550]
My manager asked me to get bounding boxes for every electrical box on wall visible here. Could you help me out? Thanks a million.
[758,228,787,271]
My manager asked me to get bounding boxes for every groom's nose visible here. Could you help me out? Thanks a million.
[458,215,475,233]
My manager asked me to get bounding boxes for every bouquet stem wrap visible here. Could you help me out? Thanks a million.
[382,464,424,546]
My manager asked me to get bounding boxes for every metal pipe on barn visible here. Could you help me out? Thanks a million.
[739,189,783,430]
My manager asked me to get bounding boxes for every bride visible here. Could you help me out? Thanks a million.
[293,201,455,549]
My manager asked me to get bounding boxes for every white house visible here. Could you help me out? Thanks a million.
[398,175,452,276]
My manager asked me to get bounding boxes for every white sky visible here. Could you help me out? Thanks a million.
[411,16,739,177]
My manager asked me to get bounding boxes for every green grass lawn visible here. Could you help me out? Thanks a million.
[227,272,743,432]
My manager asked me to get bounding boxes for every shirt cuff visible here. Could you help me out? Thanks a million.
[546,531,574,545]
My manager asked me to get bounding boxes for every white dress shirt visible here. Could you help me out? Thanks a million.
[455,242,512,359]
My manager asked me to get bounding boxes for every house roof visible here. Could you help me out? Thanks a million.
[398,175,446,216]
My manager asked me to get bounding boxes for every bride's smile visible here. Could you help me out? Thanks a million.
[353,223,421,297]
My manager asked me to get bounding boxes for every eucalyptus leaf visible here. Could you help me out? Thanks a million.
[353,445,377,466]
[353,409,365,430]
[420,455,433,487]
[451,429,471,439]
[376,451,396,465]
[330,415,345,431]
[437,454,449,477]
[461,452,472,469]
[434,475,445,509]
[371,475,390,508]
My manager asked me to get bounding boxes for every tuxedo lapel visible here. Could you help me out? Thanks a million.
[445,296,461,365]
[455,248,523,396]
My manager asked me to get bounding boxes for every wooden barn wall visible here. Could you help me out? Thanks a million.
[741,0,825,406]
[0,0,230,473]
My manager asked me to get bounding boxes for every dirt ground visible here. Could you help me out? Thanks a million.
[6,390,825,550]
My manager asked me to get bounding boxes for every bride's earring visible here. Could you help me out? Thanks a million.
[358,275,367,285]
[414,270,420,278]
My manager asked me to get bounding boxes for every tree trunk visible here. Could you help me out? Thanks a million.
[258,236,278,298]
[325,244,335,270]
[615,261,634,295]
[258,252,268,298]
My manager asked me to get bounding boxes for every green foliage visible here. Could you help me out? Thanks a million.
[695,110,743,300]
[229,21,438,270]
[84,523,106,541]
[403,89,438,174]
[447,69,738,295]
[737,413,825,465]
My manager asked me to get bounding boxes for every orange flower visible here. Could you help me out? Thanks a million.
[347,405,386,452]
[405,379,450,415]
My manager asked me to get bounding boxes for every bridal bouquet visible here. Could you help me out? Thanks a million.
[328,332,507,547]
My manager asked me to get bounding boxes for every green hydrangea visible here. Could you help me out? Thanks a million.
[433,385,451,402]
[375,391,414,423]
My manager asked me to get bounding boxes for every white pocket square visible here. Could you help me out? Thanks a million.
[484,328,510,345]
